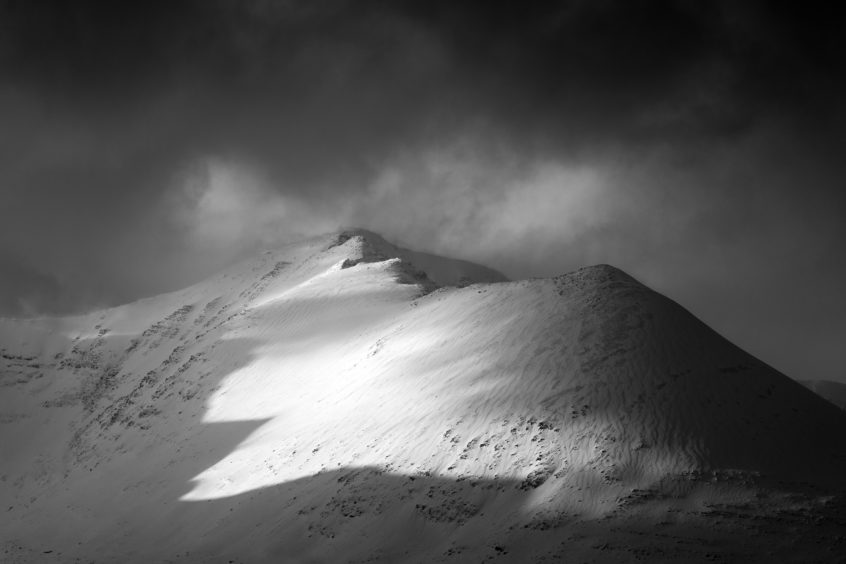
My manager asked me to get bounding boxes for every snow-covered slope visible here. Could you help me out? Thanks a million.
[1,230,845,563]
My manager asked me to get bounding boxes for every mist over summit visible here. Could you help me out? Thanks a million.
[2,230,844,562]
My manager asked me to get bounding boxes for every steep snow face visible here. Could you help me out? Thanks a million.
[1,230,845,563]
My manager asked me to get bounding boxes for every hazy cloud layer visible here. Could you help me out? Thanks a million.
[1,0,844,382]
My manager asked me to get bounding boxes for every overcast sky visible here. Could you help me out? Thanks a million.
[1,0,844,383]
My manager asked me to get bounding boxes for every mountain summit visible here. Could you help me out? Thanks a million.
[2,230,845,563]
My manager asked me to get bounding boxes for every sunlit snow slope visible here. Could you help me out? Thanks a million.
[2,229,845,563]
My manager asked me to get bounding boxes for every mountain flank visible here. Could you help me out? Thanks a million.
[2,229,845,563]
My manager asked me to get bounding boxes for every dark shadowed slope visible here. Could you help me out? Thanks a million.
[802,380,846,411]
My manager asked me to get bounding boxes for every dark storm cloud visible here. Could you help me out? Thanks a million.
[0,0,844,382]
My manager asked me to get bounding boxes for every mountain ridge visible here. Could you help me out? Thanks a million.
[1,229,844,563]
[801,379,846,411]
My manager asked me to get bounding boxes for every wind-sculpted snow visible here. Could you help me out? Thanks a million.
[1,230,845,563]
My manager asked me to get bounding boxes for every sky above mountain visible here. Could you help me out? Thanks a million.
[1,0,844,383]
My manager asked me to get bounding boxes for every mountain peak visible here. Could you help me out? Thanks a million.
[330,227,387,250]
[325,228,508,288]
[565,262,642,284]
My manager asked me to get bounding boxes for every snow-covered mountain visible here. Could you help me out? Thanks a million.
[2,229,845,563]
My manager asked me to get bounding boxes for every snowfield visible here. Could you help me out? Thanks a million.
[2,229,845,563]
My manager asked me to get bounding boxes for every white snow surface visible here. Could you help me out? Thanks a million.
[1,229,845,563]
